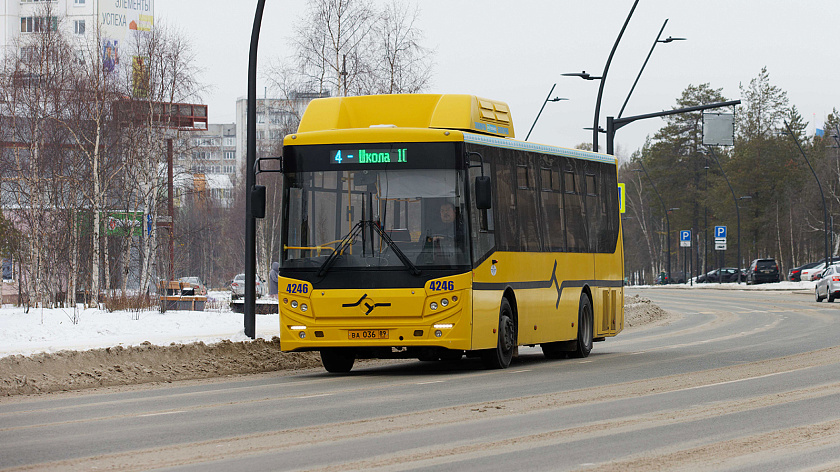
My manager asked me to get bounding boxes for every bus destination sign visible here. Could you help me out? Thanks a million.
[330,148,407,165]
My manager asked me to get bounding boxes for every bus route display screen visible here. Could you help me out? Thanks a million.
[329,148,407,165]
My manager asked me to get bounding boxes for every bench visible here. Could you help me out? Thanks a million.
[158,280,206,311]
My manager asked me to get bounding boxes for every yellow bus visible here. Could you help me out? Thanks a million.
[278,94,624,372]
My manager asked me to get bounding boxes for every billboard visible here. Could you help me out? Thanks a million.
[99,0,154,74]
[105,211,145,237]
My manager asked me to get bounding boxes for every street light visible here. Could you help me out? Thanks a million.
[783,120,830,270]
[563,0,640,152]
[525,83,568,141]
[617,19,686,119]
[244,0,268,339]
[633,162,673,284]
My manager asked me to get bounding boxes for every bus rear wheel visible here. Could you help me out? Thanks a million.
[570,294,593,358]
[320,348,356,373]
[482,298,516,369]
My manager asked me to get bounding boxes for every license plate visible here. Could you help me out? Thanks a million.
[348,329,389,340]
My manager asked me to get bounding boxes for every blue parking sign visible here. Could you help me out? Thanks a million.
[680,230,691,242]
[715,226,727,238]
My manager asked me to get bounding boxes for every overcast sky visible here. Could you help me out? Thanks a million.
[157,1,837,157]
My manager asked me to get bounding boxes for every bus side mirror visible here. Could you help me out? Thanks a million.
[475,176,491,210]
[251,185,266,219]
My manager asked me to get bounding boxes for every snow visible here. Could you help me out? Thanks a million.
[0,292,279,358]
[633,280,816,291]
[0,282,816,359]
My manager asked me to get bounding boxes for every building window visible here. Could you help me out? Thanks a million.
[74,0,86,4]
[21,17,58,33]
[223,137,235,147]
[223,165,234,174]
[224,151,235,160]
[74,20,85,35]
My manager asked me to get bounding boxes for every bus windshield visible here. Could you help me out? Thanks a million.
[283,166,469,272]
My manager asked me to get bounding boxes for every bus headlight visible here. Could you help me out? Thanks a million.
[291,300,298,308]
[441,298,449,307]
[301,303,308,312]
[430,301,438,310]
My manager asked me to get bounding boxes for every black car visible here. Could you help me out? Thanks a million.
[746,258,780,284]
[697,267,740,283]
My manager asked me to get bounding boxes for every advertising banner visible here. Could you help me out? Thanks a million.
[99,0,155,74]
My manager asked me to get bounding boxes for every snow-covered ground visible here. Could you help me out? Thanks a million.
[0,291,279,358]
[632,280,815,291]
[0,282,815,359]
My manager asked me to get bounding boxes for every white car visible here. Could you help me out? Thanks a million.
[815,265,840,302]
[801,261,840,281]
[230,273,267,300]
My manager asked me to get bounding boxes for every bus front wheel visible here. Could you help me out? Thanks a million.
[570,294,593,358]
[320,348,356,373]
[482,298,516,369]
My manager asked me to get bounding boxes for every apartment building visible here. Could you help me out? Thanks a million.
[1,0,153,54]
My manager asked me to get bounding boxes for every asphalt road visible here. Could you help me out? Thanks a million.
[2,288,840,471]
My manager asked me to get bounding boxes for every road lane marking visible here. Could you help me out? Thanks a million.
[416,381,445,385]
[293,393,333,399]
[138,410,185,417]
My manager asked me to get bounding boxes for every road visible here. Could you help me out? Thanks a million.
[2,288,840,471]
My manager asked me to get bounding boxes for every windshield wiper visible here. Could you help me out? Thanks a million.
[318,220,364,277]
[317,219,421,277]
[370,222,421,276]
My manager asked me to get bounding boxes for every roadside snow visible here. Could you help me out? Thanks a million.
[633,280,815,291]
[0,292,279,358]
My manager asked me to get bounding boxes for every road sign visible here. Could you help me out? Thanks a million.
[680,230,691,247]
[715,242,727,251]
[714,225,727,239]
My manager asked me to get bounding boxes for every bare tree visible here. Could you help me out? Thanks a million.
[118,22,204,294]
[368,0,432,94]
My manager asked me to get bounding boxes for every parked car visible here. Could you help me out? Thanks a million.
[789,261,822,282]
[230,273,267,300]
[178,276,207,296]
[745,258,780,285]
[801,260,838,281]
[815,265,840,302]
[697,267,741,283]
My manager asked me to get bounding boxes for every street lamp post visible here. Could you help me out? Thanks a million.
[634,163,673,284]
[563,0,639,152]
[784,120,830,270]
[244,0,267,339]
[618,19,686,119]
[525,83,568,141]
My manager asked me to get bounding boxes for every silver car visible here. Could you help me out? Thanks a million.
[230,273,267,300]
[815,265,840,302]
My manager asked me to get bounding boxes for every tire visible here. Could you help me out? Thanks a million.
[816,288,824,302]
[829,293,835,303]
[570,294,594,358]
[320,348,355,373]
[482,298,516,369]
